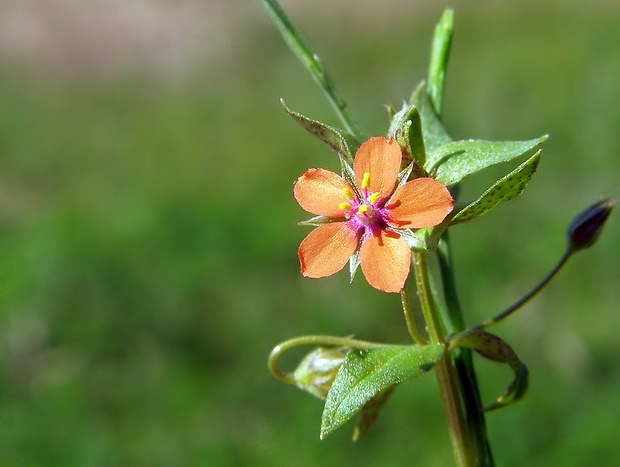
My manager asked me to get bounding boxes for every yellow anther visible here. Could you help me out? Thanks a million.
[342,188,355,200]
[367,192,381,204]
[339,202,352,211]
[361,172,371,189]
[357,205,369,214]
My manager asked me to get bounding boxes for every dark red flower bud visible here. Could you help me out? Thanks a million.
[567,198,615,252]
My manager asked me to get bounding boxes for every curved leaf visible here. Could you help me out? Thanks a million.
[451,331,529,411]
[450,150,542,225]
[320,344,444,439]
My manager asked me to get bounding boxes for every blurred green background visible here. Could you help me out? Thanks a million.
[0,0,618,465]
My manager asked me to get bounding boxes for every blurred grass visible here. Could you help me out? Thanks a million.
[0,1,618,466]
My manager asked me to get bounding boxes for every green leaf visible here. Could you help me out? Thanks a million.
[427,8,454,115]
[450,151,542,225]
[451,331,529,411]
[428,135,547,186]
[320,344,444,439]
[409,82,453,153]
[281,100,355,165]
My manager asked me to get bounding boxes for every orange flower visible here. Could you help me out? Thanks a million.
[294,137,454,293]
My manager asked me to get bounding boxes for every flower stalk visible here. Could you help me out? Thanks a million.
[400,287,427,346]
[413,251,476,467]
[258,0,365,142]
[458,197,615,338]
[425,11,495,465]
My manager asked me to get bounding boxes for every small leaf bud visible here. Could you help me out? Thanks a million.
[292,346,348,400]
[567,198,615,253]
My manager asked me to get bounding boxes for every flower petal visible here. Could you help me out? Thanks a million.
[294,168,354,218]
[353,137,402,199]
[359,229,411,293]
[385,177,454,229]
[299,222,360,278]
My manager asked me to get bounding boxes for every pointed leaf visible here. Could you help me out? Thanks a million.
[451,331,529,411]
[320,344,444,439]
[427,8,454,115]
[450,151,542,225]
[428,135,547,186]
[281,100,354,165]
[352,385,397,441]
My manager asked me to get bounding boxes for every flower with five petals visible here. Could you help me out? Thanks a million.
[294,137,454,293]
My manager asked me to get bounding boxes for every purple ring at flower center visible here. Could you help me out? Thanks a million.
[344,192,388,233]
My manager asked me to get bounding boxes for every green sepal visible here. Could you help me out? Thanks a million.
[412,219,451,252]
[320,343,444,439]
[338,154,361,199]
[395,163,414,188]
[352,385,397,441]
[281,99,356,165]
[428,135,547,187]
[386,227,427,251]
[409,82,453,153]
[450,330,529,411]
[349,250,361,282]
[296,216,342,227]
[450,150,542,225]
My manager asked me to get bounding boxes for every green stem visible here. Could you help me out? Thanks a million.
[426,10,495,465]
[413,251,476,467]
[400,287,428,345]
[268,335,387,385]
[437,237,495,466]
[476,248,572,331]
[259,0,365,142]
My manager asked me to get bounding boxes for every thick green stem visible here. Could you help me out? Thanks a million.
[427,10,495,465]
[413,251,476,467]
[259,0,365,142]
[437,237,495,466]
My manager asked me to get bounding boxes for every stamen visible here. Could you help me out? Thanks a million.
[367,192,381,204]
[357,205,369,214]
[339,202,352,210]
[342,188,355,200]
[361,172,371,189]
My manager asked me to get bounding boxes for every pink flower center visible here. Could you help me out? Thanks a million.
[339,173,387,233]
